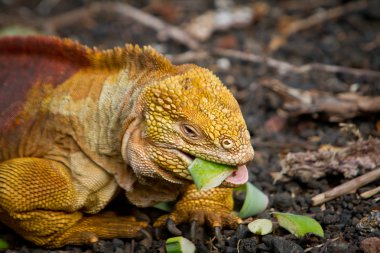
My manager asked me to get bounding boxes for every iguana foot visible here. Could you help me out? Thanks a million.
[153,185,242,242]
[53,214,150,248]
[0,158,149,248]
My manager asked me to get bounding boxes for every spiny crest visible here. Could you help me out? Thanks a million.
[88,44,175,73]
[0,35,174,73]
[0,36,92,67]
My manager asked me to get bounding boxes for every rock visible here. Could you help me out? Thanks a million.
[224,246,238,253]
[326,240,358,253]
[238,238,257,253]
[322,214,340,225]
[195,241,209,253]
[93,240,115,253]
[236,224,250,239]
[112,238,124,249]
[264,115,286,133]
[361,237,380,253]
[272,192,293,210]
[262,235,304,253]
[228,235,239,247]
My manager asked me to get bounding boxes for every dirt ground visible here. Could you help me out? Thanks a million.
[0,0,379,252]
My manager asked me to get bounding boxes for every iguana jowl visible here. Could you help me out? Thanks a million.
[0,36,254,248]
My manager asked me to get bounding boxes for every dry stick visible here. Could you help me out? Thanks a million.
[269,0,369,52]
[213,48,380,78]
[260,78,380,120]
[312,168,380,206]
[281,0,340,11]
[43,2,200,50]
[360,185,380,199]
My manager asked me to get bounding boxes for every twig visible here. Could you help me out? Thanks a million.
[312,168,380,205]
[362,34,380,51]
[304,237,339,252]
[213,48,380,79]
[360,185,380,199]
[42,2,200,50]
[260,78,380,121]
[280,0,339,11]
[269,0,368,52]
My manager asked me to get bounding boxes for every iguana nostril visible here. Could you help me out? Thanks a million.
[222,139,234,149]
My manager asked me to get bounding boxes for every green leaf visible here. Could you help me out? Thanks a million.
[188,158,234,191]
[237,182,269,218]
[166,236,196,253]
[153,201,173,212]
[273,212,324,238]
[0,238,9,250]
[248,219,273,235]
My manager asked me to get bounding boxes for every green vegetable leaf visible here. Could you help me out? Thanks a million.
[248,219,273,235]
[188,158,234,191]
[273,212,324,238]
[153,201,173,212]
[0,238,9,250]
[237,182,269,218]
[166,236,195,253]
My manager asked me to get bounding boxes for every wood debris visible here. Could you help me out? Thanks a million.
[183,0,268,41]
[261,79,380,121]
[312,168,380,205]
[277,138,380,184]
[214,48,380,79]
[184,7,254,41]
[40,2,200,50]
[269,0,368,52]
[360,186,380,199]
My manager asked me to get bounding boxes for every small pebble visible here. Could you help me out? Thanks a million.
[323,214,340,225]
[327,240,358,253]
[217,58,231,71]
[112,238,124,249]
[361,237,380,253]
[224,246,238,253]
[272,192,293,210]
[262,235,304,253]
[238,238,257,253]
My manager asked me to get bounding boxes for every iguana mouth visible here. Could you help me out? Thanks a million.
[178,150,249,185]
[224,165,249,185]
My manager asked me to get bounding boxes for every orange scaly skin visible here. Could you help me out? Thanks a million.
[0,36,254,248]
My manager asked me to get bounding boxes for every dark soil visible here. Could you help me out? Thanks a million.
[1,0,379,252]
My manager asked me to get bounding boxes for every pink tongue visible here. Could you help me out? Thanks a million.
[225,165,249,184]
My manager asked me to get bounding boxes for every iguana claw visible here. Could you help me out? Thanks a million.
[190,220,197,240]
[167,218,182,236]
[139,228,153,249]
[153,184,242,244]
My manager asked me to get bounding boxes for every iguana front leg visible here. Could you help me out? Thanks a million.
[0,158,148,248]
[154,184,241,240]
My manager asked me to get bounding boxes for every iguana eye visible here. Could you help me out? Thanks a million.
[222,138,234,149]
[180,124,200,139]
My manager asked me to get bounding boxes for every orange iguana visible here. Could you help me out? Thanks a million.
[0,36,254,248]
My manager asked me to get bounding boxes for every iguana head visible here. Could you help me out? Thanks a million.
[137,65,254,186]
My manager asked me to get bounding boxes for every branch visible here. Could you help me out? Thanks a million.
[261,79,380,121]
[213,48,380,79]
[312,168,380,205]
[42,2,200,50]
[360,185,380,199]
[269,0,368,52]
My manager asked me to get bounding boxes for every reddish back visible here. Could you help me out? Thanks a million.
[0,36,91,129]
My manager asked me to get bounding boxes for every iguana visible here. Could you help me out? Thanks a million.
[0,36,254,248]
